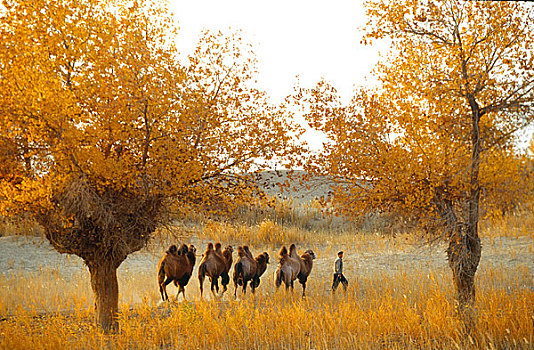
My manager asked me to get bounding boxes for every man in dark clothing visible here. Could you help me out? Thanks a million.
[332,251,348,293]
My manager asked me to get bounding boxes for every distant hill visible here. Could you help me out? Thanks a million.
[252,170,335,205]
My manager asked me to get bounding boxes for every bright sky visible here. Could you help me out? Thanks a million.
[166,0,533,151]
[168,0,381,150]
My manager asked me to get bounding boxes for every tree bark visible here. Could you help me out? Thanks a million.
[446,93,483,324]
[446,226,481,309]
[87,259,120,333]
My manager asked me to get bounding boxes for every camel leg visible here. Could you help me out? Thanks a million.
[250,278,256,294]
[301,282,306,297]
[177,285,185,301]
[159,283,166,301]
[160,277,173,301]
[221,273,229,295]
[211,278,219,297]
[243,279,248,295]
[199,274,205,299]
[252,276,260,291]
[159,285,166,301]
[290,280,294,292]
[234,280,239,298]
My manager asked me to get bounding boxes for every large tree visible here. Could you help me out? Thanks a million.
[0,0,301,332]
[300,0,534,316]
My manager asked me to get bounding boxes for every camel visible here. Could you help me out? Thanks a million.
[220,243,234,293]
[157,243,197,301]
[233,246,255,296]
[250,251,270,289]
[233,246,270,297]
[275,244,315,297]
[198,242,233,298]
[296,249,316,297]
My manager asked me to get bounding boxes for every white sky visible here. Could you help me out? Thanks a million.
[168,0,379,102]
[167,0,382,150]
[167,0,533,151]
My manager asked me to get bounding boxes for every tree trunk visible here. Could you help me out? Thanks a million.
[446,226,481,309]
[87,259,120,333]
[445,92,483,329]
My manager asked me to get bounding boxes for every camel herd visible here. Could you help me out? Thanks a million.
[157,242,316,301]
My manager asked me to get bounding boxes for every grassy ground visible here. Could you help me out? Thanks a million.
[0,207,533,349]
[0,261,532,349]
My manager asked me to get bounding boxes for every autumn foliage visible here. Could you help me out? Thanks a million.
[0,0,301,331]
[299,0,534,312]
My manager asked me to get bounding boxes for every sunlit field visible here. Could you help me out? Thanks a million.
[1,210,533,349]
[2,0,534,348]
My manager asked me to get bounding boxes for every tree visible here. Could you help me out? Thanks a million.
[300,0,534,317]
[0,0,301,332]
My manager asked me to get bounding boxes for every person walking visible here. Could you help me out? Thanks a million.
[332,251,348,293]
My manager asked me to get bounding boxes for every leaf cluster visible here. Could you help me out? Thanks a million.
[299,0,534,234]
[0,0,303,260]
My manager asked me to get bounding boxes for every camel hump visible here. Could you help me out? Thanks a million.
[279,246,288,258]
[237,246,246,258]
[205,242,214,255]
[215,242,222,251]
[289,244,299,258]
[167,245,178,255]
[178,244,189,255]
[243,246,253,258]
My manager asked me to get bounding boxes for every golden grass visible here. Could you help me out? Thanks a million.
[1,241,532,349]
[0,215,43,237]
[1,205,533,348]
[480,205,534,239]
[197,219,310,247]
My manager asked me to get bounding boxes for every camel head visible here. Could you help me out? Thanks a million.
[303,250,316,260]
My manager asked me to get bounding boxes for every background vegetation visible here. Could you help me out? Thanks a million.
[1,0,533,347]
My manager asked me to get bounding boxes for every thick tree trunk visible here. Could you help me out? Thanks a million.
[87,259,120,333]
[445,93,483,329]
[446,226,481,309]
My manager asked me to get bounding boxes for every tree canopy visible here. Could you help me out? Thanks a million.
[299,0,534,311]
[0,0,301,331]
[301,0,534,231]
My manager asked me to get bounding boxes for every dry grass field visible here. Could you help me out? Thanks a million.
[0,210,533,349]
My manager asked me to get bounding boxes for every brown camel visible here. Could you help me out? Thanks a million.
[296,249,316,297]
[157,243,197,301]
[275,244,315,296]
[233,246,257,297]
[198,242,233,298]
[250,251,270,289]
[234,247,270,297]
[221,243,234,293]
